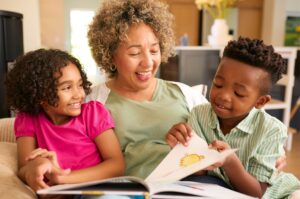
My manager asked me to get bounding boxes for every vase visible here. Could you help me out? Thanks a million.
[208,19,232,47]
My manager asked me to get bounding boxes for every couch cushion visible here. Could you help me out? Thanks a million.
[0,142,37,199]
[0,117,16,143]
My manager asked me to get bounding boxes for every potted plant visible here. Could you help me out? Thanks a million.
[195,0,240,46]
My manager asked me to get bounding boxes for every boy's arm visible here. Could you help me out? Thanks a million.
[210,140,266,198]
[222,152,267,197]
[50,129,125,184]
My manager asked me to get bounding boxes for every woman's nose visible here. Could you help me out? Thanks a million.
[141,52,153,67]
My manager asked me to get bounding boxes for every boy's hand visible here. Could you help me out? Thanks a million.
[207,140,236,169]
[166,123,192,148]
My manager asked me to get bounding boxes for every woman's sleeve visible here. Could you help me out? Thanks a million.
[173,81,208,111]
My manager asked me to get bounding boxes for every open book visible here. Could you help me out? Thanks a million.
[37,133,255,198]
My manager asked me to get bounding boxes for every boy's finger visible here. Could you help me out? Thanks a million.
[166,134,178,148]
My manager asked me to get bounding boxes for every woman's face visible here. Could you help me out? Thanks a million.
[112,23,161,91]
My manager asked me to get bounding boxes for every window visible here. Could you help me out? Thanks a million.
[70,10,106,86]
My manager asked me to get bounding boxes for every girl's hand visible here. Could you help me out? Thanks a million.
[45,166,71,186]
[166,123,193,148]
[20,157,53,191]
[25,148,71,186]
[26,148,60,168]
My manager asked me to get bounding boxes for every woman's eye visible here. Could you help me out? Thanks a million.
[151,49,159,54]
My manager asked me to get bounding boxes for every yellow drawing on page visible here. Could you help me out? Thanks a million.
[180,153,205,167]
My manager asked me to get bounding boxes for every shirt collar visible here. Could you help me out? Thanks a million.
[207,106,258,135]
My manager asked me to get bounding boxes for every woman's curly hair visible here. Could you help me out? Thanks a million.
[223,37,287,87]
[88,0,175,78]
[5,49,92,115]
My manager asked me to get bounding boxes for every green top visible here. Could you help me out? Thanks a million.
[105,79,190,178]
[188,103,300,199]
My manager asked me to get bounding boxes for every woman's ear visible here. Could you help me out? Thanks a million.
[255,95,271,109]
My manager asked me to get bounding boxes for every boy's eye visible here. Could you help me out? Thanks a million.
[213,82,222,88]
[234,92,244,97]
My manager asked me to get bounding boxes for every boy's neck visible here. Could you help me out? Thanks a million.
[218,115,248,135]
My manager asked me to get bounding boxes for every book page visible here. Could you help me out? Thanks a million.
[145,132,237,183]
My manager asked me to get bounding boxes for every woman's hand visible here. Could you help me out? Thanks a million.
[166,123,193,148]
[275,154,287,171]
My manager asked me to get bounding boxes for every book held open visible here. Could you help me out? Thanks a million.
[37,132,255,199]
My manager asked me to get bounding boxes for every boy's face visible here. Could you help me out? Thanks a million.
[42,63,86,125]
[209,57,270,123]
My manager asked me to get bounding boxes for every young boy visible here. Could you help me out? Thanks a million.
[166,37,300,199]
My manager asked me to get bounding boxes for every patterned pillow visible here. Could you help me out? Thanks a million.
[0,118,16,143]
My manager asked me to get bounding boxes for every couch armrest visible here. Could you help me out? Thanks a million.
[0,117,16,143]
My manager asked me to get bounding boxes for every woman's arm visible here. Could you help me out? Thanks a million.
[51,129,125,184]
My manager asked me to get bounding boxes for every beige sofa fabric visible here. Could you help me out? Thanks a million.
[0,117,16,142]
[0,118,37,199]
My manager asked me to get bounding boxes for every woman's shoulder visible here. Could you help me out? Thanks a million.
[164,80,208,110]
[86,82,110,104]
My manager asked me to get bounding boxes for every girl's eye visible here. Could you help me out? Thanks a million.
[61,86,71,91]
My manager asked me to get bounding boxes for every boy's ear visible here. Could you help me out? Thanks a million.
[255,95,271,109]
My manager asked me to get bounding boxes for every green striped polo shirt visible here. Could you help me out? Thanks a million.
[188,103,300,199]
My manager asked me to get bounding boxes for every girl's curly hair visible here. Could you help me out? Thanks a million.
[223,37,287,86]
[88,0,175,78]
[5,49,92,115]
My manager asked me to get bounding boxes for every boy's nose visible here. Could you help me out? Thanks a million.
[217,92,231,102]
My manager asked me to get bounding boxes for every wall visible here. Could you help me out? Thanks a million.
[40,0,65,50]
[0,0,41,52]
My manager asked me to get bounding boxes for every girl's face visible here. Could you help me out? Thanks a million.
[112,23,161,92]
[42,63,85,125]
[209,57,270,126]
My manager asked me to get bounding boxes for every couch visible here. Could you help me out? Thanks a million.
[0,117,37,199]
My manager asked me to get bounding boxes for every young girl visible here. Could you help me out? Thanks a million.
[5,49,125,192]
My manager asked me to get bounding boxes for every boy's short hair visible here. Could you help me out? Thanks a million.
[223,37,287,94]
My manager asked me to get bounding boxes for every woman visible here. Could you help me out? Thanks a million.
[87,0,208,180]
[87,0,285,186]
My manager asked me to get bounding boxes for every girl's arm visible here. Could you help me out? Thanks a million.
[17,137,51,190]
[51,129,125,184]
[210,140,266,198]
